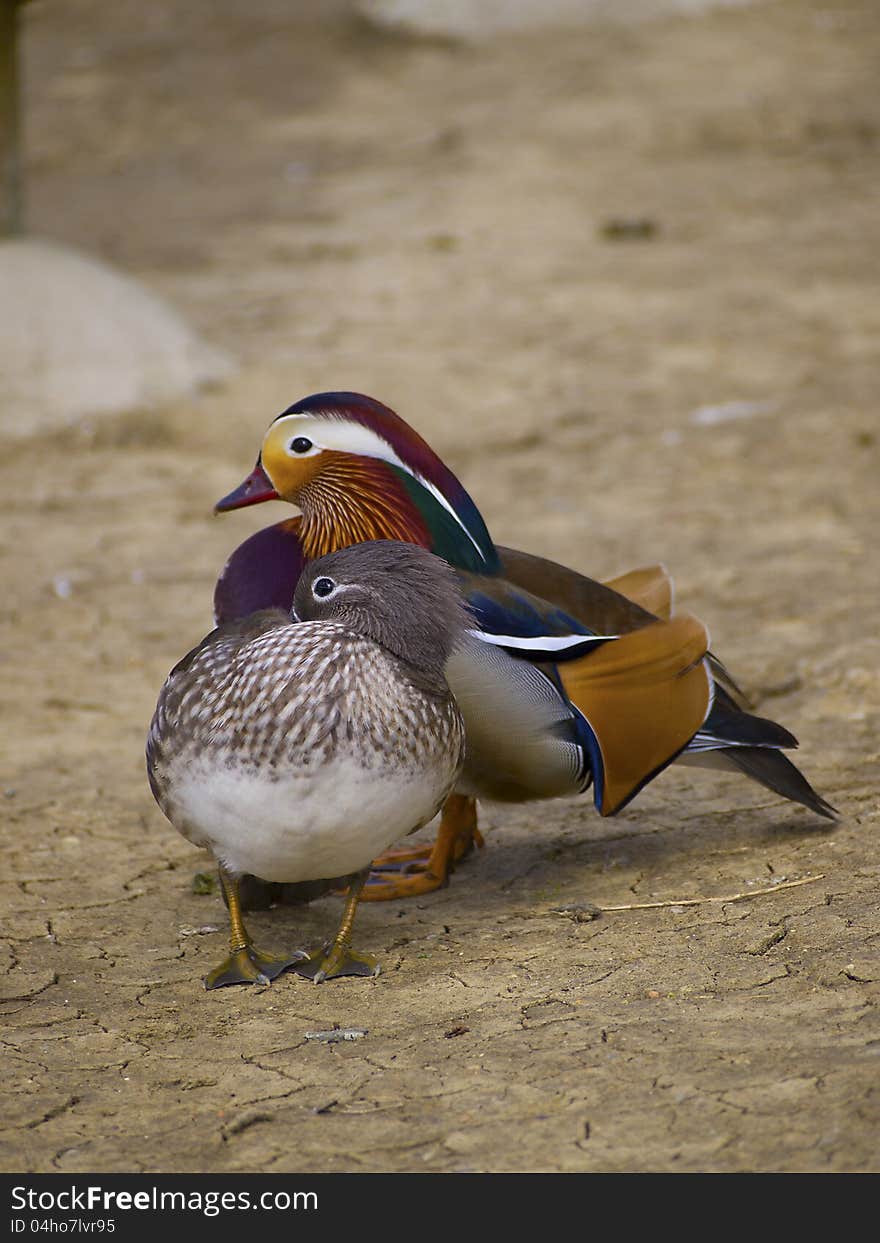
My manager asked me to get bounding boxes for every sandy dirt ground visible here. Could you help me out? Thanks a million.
[2,0,879,1173]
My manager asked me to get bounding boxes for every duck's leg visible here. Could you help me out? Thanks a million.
[205,867,306,989]
[294,868,379,982]
[358,794,482,901]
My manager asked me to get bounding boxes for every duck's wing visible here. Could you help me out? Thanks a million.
[551,613,712,815]
[602,564,674,620]
[495,545,659,633]
[454,570,713,815]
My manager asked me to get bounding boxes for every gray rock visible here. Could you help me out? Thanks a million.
[357,0,758,40]
[0,238,233,437]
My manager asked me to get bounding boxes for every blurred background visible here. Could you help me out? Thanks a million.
[7,0,877,647]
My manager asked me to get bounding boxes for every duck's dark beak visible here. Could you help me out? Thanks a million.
[215,460,279,512]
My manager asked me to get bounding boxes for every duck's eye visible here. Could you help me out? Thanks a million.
[289,436,314,455]
[312,577,336,599]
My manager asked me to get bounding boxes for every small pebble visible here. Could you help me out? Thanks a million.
[600,216,658,241]
[304,1028,368,1043]
[552,902,602,923]
[690,400,775,426]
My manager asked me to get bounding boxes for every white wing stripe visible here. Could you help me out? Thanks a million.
[468,628,618,652]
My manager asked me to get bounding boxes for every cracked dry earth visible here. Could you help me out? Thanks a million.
[2,0,879,1173]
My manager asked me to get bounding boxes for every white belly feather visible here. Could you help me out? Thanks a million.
[169,751,451,881]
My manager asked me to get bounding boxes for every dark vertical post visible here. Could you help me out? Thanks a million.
[0,0,24,237]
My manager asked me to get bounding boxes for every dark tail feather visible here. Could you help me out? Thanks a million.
[701,688,799,749]
[686,687,838,819]
[706,652,751,710]
[720,746,838,820]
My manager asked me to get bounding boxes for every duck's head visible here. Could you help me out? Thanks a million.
[294,540,470,677]
[216,391,499,572]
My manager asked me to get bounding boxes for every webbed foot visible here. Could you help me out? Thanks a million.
[356,794,482,901]
[292,866,378,982]
[359,863,448,900]
[205,943,306,989]
[293,942,380,984]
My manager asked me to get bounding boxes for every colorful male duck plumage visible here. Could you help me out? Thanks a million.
[147,541,468,986]
[212,391,836,900]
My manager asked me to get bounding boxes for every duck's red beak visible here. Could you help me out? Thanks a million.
[214,460,279,512]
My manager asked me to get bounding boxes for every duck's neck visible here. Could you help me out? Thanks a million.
[298,453,500,573]
[298,456,433,561]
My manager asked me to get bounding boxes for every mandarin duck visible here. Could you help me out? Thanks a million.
[212,391,837,904]
[147,541,468,987]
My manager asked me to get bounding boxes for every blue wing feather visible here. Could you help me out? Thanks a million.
[462,579,599,640]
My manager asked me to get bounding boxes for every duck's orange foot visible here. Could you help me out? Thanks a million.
[359,863,447,901]
[356,794,483,902]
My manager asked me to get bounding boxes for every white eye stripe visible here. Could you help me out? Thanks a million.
[275,413,386,460]
[310,578,365,600]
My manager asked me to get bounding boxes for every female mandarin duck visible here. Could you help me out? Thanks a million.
[147,541,468,987]
[212,391,836,904]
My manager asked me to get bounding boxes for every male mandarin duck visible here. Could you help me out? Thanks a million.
[147,542,468,987]
[212,391,837,903]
